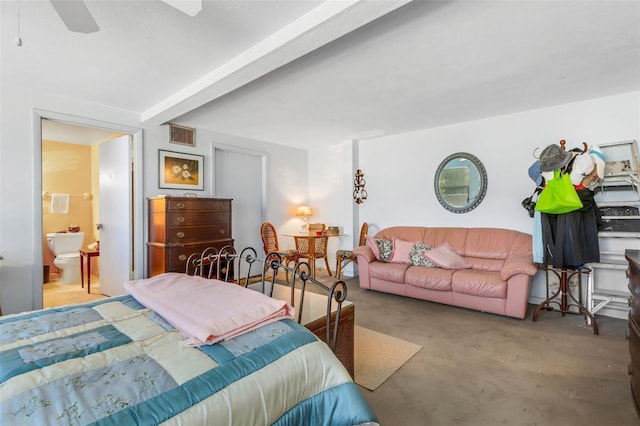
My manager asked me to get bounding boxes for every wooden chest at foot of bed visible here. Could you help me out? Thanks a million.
[260,283,355,378]
[306,303,355,378]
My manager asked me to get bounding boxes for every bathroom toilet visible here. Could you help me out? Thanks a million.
[46,232,84,284]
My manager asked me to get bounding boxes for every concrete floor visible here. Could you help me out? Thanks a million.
[338,277,637,426]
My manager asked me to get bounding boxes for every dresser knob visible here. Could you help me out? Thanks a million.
[176,202,185,209]
[178,254,187,261]
[176,232,185,239]
[176,216,185,223]
[219,229,226,235]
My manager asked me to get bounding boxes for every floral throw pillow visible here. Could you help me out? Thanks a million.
[376,238,393,263]
[410,242,436,267]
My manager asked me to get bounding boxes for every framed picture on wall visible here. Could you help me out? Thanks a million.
[158,150,204,190]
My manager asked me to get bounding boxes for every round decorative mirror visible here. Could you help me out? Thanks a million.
[434,152,487,213]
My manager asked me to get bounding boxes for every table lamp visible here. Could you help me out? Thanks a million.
[296,205,312,232]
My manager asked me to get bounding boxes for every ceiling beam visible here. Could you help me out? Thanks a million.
[141,0,411,126]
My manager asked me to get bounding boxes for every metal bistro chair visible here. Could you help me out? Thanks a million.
[260,222,300,281]
[335,222,368,279]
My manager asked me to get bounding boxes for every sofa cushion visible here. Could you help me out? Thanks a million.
[405,266,453,291]
[369,261,410,283]
[465,256,504,272]
[451,269,507,299]
[423,243,472,270]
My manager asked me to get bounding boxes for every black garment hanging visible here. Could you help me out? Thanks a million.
[541,187,602,269]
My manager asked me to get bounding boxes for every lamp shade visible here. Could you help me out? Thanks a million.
[296,205,312,217]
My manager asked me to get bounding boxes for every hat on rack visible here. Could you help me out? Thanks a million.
[588,145,606,179]
[570,153,595,185]
[538,144,573,172]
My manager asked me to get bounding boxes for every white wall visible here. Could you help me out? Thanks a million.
[313,91,640,304]
[2,82,638,315]
[142,125,309,250]
[0,85,140,315]
[0,86,309,315]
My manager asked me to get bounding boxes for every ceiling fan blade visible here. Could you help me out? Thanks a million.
[50,0,100,34]
[161,0,203,17]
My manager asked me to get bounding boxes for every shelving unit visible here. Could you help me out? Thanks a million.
[588,139,639,323]
[585,256,630,325]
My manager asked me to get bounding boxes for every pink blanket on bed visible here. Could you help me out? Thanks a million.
[124,273,294,346]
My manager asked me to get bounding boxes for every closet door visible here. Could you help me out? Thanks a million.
[214,147,265,256]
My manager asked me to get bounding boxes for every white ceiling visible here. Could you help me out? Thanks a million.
[3,0,640,149]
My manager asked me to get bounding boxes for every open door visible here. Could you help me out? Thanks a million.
[98,135,132,295]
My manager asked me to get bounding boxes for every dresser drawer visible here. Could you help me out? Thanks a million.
[165,198,231,212]
[629,315,640,368]
[630,265,640,294]
[629,287,640,323]
[147,197,233,277]
[166,211,230,227]
[147,240,234,276]
[166,224,230,243]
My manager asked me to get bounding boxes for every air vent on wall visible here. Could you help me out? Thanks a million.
[169,124,196,147]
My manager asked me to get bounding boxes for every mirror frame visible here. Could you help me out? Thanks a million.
[434,152,488,214]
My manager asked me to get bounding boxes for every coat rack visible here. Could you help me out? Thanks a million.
[533,139,599,334]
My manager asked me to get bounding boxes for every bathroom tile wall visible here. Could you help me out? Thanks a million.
[42,140,94,279]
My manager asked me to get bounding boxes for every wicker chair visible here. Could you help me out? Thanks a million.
[260,222,300,281]
[335,223,368,279]
[294,233,332,279]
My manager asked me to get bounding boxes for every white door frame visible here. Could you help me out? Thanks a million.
[34,110,144,308]
[210,142,268,247]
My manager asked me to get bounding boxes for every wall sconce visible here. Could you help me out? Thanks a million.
[353,169,367,204]
[296,205,312,232]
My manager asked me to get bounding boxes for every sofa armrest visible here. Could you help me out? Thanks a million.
[353,246,375,263]
[500,255,538,281]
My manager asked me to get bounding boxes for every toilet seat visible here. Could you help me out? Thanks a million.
[57,253,80,259]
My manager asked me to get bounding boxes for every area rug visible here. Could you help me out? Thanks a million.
[354,326,422,391]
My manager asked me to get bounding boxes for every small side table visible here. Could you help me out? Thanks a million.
[79,249,100,293]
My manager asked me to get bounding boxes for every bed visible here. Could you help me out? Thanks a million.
[0,247,378,425]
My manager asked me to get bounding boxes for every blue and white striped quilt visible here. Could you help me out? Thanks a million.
[0,296,377,425]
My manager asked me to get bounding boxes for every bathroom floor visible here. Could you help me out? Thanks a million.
[43,273,108,308]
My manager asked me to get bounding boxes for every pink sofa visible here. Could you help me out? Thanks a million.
[352,226,537,319]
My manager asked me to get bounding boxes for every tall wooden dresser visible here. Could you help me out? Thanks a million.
[147,196,233,277]
[627,249,640,418]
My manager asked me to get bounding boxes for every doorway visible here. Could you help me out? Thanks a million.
[40,117,142,308]
[212,144,266,255]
